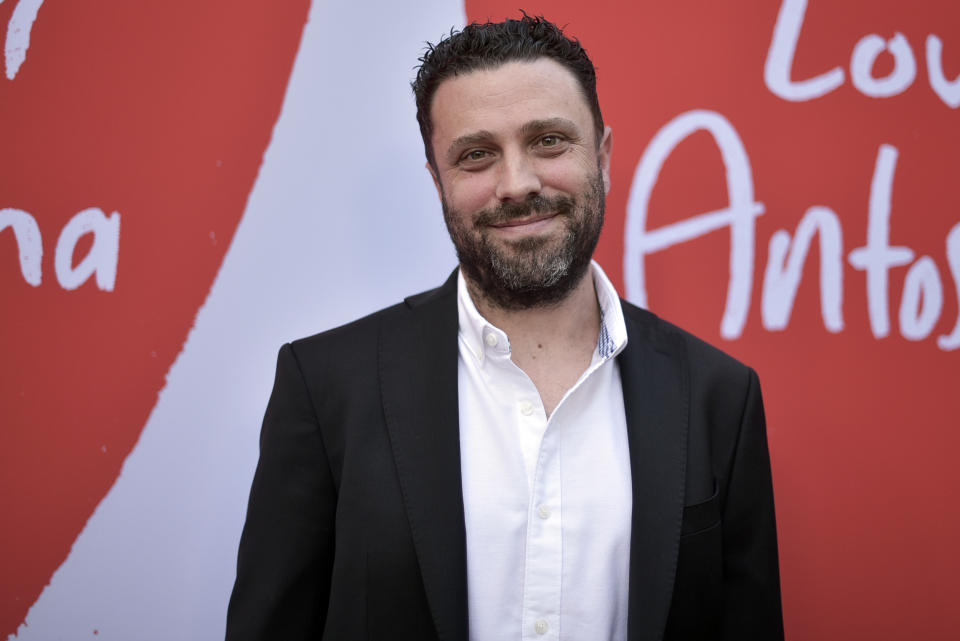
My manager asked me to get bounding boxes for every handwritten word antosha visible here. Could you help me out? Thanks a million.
[624,111,960,351]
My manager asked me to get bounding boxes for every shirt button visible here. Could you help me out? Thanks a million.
[484,333,499,347]
[537,505,551,519]
[535,619,549,635]
[520,401,534,416]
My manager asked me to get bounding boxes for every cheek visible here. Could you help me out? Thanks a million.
[446,174,496,215]
[536,155,598,194]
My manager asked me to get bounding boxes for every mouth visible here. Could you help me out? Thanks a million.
[487,212,560,233]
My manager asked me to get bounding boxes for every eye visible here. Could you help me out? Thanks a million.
[535,134,568,154]
[540,135,562,147]
[457,148,496,170]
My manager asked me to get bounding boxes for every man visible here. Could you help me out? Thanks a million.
[226,15,783,641]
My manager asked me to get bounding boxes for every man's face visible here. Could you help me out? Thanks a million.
[427,58,613,309]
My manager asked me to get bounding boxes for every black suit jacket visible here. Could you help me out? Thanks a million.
[226,272,783,641]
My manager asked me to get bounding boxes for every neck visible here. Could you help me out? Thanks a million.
[465,265,602,416]
[466,266,601,357]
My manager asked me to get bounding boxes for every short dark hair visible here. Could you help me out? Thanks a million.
[412,14,604,170]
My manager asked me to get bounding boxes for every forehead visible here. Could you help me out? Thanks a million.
[429,58,593,146]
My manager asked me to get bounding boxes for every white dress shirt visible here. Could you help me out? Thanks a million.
[457,261,632,641]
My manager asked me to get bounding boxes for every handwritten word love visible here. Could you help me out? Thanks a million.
[765,0,960,107]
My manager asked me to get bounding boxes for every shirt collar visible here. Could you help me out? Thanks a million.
[456,260,628,365]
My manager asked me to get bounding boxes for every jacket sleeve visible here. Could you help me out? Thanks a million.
[225,343,336,641]
[721,368,784,640]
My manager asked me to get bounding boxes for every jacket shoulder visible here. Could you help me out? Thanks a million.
[619,299,756,383]
[287,272,457,365]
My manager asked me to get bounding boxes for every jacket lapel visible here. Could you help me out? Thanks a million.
[618,305,690,641]
[377,281,689,641]
[378,271,468,641]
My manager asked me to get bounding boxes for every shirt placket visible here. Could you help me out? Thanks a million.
[521,404,562,641]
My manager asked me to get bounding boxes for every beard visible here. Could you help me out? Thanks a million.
[442,171,606,310]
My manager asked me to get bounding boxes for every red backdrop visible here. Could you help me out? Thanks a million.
[2,1,958,639]
[1,0,310,635]
[465,1,959,638]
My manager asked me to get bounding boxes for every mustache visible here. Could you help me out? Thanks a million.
[474,194,575,226]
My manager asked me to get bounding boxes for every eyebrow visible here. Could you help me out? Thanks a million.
[519,117,580,137]
[446,130,495,163]
[444,118,583,164]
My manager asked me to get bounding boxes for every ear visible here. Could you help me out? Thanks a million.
[426,161,444,200]
[598,126,613,194]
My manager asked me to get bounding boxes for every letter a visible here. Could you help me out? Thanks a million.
[55,207,121,291]
[624,110,764,339]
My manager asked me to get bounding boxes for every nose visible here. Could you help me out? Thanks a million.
[494,150,541,202]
